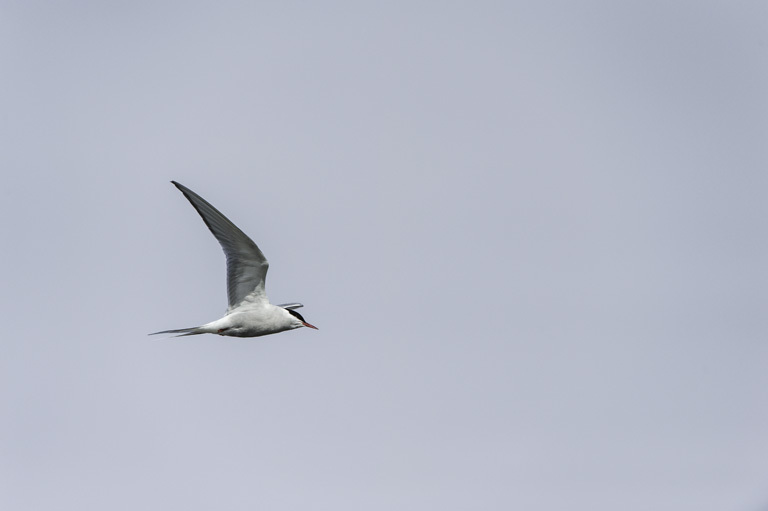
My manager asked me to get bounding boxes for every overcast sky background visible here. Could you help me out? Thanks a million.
[1,1,767,510]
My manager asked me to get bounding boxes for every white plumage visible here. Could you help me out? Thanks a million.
[150,181,317,338]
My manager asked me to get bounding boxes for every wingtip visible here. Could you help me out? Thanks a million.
[171,181,190,195]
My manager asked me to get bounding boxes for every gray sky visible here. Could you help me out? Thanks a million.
[1,1,767,510]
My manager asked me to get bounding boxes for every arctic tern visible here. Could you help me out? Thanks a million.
[150,181,317,338]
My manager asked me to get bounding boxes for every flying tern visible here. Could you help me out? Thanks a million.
[150,181,317,337]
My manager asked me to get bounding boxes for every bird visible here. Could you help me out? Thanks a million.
[150,181,317,338]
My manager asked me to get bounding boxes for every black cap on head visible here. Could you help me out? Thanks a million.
[286,308,307,322]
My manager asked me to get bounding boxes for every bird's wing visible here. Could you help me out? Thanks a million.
[172,181,269,311]
[276,303,303,310]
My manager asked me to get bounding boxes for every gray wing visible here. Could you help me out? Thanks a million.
[172,181,269,311]
[276,303,303,310]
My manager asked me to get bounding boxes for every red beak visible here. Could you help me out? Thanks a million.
[302,321,318,330]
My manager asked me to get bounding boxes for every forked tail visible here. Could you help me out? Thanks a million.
[148,327,205,337]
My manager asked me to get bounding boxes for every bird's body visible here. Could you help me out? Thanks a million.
[150,181,317,338]
[158,307,304,338]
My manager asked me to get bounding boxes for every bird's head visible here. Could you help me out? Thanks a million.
[285,308,318,330]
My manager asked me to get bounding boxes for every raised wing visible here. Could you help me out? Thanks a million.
[172,181,269,311]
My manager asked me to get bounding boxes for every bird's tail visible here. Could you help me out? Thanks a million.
[148,326,205,337]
